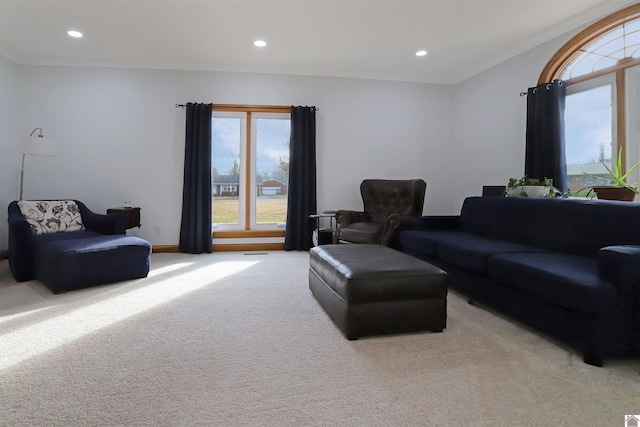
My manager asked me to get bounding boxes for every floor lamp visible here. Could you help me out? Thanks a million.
[20,128,56,200]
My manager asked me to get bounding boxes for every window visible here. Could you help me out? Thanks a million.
[565,76,615,195]
[627,65,640,186]
[559,17,640,80]
[211,106,291,232]
[540,3,640,195]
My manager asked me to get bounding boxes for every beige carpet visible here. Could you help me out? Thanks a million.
[0,251,638,426]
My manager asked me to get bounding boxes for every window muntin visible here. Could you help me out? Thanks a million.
[560,17,640,80]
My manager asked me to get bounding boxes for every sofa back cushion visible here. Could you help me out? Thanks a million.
[18,200,85,235]
[459,196,640,256]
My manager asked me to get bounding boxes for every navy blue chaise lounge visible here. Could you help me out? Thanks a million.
[8,200,151,293]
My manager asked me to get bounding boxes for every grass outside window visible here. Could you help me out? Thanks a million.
[213,196,287,224]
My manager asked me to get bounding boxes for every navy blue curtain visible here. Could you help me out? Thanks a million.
[179,103,213,254]
[525,79,567,193]
[285,106,317,251]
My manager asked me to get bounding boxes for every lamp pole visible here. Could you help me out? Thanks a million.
[20,128,53,200]
[19,152,26,200]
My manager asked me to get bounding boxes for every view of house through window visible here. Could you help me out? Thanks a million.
[211,108,290,231]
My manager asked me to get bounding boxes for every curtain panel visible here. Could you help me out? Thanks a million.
[285,106,317,251]
[179,103,213,254]
[524,79,567,193]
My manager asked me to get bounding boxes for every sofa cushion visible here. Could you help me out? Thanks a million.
[487,252,618,314]
[460,197,640,256]
[438,234,547,274]
[398,230,465,257]
[18,200,85,234]
[33,230,103,245]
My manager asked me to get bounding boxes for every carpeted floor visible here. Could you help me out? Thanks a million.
[0,251,638,426]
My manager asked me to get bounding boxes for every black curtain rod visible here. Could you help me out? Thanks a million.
[175,103,318,111]
[520,80,563,96]
[175,103,212,108]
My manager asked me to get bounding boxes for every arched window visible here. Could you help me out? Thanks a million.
[560,16,640,80]
[540,3,640,196]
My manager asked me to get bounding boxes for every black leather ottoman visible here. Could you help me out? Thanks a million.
[309,244,447,339]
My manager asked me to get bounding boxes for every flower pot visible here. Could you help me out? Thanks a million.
[507,185,550,198]
[593,186,637,201]
[521,185,550,198]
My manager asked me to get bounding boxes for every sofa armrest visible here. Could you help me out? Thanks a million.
[335,210,367,227]
[8,202,35,281]
[416,215,461,230]
[598,245,640,298]
[76,201,124,235]
[380,213,417,246]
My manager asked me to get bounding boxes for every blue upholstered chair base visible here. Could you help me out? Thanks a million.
[34,233,151,293]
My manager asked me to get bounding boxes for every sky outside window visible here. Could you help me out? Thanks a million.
[255,118,290,183]
[565,85,613,165]
[212,117,289,180]
[212,117,241,177]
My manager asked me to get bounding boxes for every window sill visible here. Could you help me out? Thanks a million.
[213,230,285,239]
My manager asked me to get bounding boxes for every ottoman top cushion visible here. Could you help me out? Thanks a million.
[310,244,447,303]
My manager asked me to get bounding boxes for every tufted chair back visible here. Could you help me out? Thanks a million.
[361,179,426,223]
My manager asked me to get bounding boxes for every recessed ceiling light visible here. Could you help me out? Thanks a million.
[67,30,83,38]
[254,40,267,47]
[416,50,428,57]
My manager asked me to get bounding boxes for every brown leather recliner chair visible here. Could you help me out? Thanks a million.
[333,179,426,246]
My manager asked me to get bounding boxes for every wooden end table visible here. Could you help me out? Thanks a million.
[107,207,141,233]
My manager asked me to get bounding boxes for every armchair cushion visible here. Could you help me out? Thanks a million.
[337,222,383,244]
[17,200,85,234]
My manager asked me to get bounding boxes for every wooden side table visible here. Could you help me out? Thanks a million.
[107,207,141,232]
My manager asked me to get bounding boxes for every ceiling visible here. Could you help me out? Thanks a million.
[0,0,637,85]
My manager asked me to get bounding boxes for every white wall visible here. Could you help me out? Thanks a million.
[1,64,454,246]
[0,55,21,250]
[451,29,582,212]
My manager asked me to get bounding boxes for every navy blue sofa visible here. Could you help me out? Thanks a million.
[398,196,640,366]
[8,200,151,293]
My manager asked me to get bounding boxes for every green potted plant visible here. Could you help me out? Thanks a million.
[506,176,559,198]
[580,147,640,201]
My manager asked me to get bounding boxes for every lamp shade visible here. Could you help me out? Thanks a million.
[22,136,56,157]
